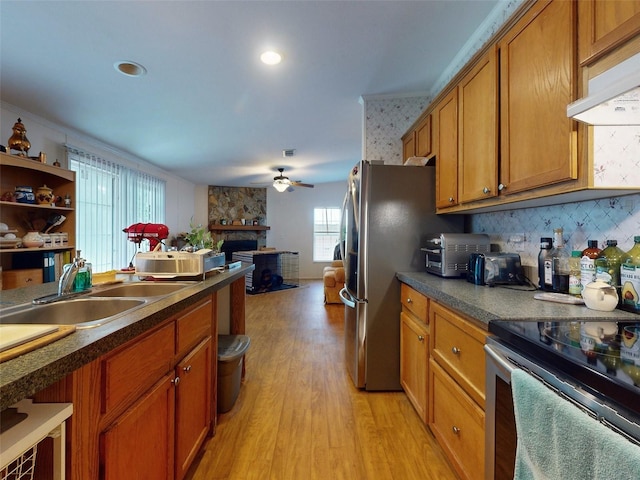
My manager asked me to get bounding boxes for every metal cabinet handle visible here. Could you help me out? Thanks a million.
[498,183,506,191]
[483,187,490,194]
[448,197,454,203]
[183,365,192,373]
[171,376,180,386]
[452,426,460,435]
[418,335,424,342]
[451,346,461,355]
[406,297,413,303]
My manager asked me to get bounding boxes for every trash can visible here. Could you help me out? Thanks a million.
[217,334,251,413]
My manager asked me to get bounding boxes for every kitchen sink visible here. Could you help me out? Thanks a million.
[88,282,192,298]
[0,298,147,329]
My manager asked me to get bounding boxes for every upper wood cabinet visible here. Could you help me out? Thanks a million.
[458,46,499,204]
[499,0,577,196]
[434,88,459,208]
[415,114,432,158]
[402,131,416,162]
[402,113,432,162]
[579,0,640,65]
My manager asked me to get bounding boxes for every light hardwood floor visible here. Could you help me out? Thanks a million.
[186,280,457,480]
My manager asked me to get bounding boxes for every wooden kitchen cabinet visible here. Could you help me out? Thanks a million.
[434,88,459,208]
[458,46,498,204]
[101,372,176,480]
[0,151,76,288]
[430,360,485,480]
[402,113,431,162]
[402,131,416,162]
[578,0,640,65]
[400,312,429,423]
[399,284,430,422]
[498,0,577,196]
[429,301,487,480]
[430,302,486,408]
[35,295,215,480]
[175,337,212,480]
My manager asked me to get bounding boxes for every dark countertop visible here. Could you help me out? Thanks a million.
[0,264,254,411]
[396,271,638,326]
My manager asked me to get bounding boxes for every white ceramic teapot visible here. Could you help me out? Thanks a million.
[582,280,619,312]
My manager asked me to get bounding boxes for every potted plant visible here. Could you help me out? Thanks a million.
[181,219,224,253]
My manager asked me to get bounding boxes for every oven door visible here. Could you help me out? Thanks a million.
[485,337,640,480]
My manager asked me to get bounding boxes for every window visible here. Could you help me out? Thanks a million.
[313,207,341,262]
[67,146,165,272]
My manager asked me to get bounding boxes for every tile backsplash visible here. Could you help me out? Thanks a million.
[471,193,640,274]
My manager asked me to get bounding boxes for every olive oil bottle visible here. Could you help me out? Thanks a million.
[621,236,640,313]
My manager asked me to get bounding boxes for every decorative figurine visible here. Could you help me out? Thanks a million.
[7,118,31,157]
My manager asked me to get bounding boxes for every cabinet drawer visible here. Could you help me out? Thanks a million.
[400,283,428,323]
[430,359,484,480]
[102,321,175,415]
[431,302,486,407]
[176,297,212,357]
[2,268,43,290]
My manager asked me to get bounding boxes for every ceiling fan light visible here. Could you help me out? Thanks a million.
[273,180,290,192]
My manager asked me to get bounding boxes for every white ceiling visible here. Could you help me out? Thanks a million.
[1,0,500,187]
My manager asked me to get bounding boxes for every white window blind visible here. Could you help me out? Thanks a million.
[66,146,166,272]
[313,207,341,262]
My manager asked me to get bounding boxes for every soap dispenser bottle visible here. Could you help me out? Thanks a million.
[72,250,92,292]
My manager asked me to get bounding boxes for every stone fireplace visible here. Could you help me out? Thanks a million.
[207,186,268,255]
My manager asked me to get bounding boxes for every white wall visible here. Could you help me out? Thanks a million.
[1,103,198,237]
[266,181,346,279]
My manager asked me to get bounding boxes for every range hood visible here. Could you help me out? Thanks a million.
[567,52,640,125]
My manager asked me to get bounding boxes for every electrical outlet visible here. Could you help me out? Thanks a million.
[509,233,525,252]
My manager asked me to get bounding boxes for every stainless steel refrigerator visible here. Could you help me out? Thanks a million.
[339,160,464,390]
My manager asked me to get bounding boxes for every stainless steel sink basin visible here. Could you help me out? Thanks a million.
[89,282,191,298]
[0,298,147,329]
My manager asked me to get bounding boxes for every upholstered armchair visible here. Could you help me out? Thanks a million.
[323,260,345,304]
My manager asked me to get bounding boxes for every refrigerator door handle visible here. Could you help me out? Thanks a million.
[339,287,356,308]
[339,190,348,263]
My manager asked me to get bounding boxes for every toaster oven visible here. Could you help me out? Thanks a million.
[422,233,490,277]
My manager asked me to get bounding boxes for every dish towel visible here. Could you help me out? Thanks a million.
[511,369,640,480]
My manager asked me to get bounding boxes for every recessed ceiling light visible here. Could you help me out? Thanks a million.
[260,51,282,65]
[114,61,147,77]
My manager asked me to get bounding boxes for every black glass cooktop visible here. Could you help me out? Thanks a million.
[489,319,640,417]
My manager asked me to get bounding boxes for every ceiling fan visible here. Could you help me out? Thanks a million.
[271,168,314,192]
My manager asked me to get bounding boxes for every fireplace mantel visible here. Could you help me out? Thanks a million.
[209,225,270,231]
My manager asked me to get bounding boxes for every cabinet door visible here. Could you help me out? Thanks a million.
[579,0,640,64]
[430,360,485,480]
[175,337,212,480]
[400,312,428,423]
[415,114,432,158]
[101,373,175,480]
[459,47,498,204]
[402,131,416,162]
[499,0,577,195]
[434,88,459,208]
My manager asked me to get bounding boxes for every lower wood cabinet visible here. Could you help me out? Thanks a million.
[101,372,176,480]
[429,301,487,480]
[430,360,485,480]
[399,282,488,480]
[175,337,212,480]
[400,311,428,423]
[35,294,216,480]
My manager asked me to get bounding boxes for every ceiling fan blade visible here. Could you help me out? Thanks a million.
[290,181,314,188]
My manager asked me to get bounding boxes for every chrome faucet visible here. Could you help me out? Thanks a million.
[33,251,85,305]
[58,259,81,296]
